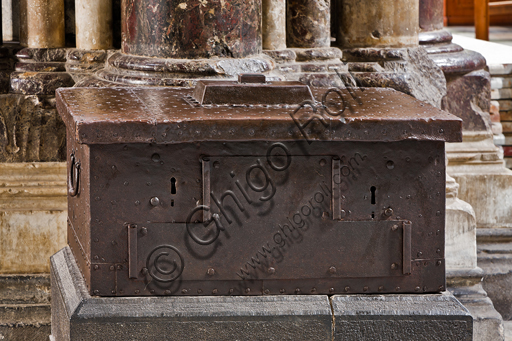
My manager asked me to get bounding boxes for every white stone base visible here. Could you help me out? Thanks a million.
[0,162,67,274]
[447,131,512,228]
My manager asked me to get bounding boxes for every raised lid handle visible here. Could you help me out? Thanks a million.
[191,74,314,106]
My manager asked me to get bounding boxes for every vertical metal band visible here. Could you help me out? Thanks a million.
[332,157,341,220]
[403,221,412,275]
[202,157,211,221]
[128,224,138,279]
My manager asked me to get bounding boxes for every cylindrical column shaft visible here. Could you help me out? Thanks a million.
[419,0,444,32]
[262,0,286,50]
[335,0,419,48]
[122,0,261,59]
[287,0,331,48]
[19,0,65,48]
[75,0,113,50]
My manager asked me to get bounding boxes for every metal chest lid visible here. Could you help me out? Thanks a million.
[56,78,462,145]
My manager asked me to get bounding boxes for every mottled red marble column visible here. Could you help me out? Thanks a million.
[286,0,331,48]
[122,0,262,59]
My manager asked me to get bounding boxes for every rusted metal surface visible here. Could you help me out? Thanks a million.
[56,78,462,297]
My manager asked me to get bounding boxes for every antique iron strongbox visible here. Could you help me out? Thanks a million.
[56,76,462,297]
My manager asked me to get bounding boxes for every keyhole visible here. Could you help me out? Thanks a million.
[370,186,376,205]
[171,177,177,194]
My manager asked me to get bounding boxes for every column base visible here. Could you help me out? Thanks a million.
[342,47,447,108]
[477,228,512,322]
[448,271,505,341]
[264,47,347,87]
[11,48,74,95]
[52,246,472,341]
[77,52,278,88]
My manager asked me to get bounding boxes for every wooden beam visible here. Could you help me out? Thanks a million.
[475,0,490,40]
[489,1,512,15]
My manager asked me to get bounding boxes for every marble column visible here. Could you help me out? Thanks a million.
[286,0,330,48]
[19,0,65,48]
[75,0,113,50]
[262,0,286,50]
[335,0,418,49]
[122,0,261,59]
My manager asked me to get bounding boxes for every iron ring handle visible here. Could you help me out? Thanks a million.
[68,153,80,197]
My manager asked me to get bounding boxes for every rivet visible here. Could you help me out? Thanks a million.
[395,287,400,291]
[391,263,397,270]
[94,238,99,242]
[94,255,99,260]
[378,286,383,291]
[384,208,393,216]
[150,290,155,294]
[436,248,441,254]
[146,182,152,186]
[197,289,203,294]
[340,210,347,218]
[182,289,188,294]
[436,260,442,266]
[117,264,122,270]
[111,290,116,294]
[417,252,423,257]
[229,289,234,294]
[391,225,398,231]
[135,201,140,206]
[111,240,116,245]
[363,286,369,292]
[415,286,421,292]
[280,289,286,294]
[207,268,215,276]
[150,197,160,206]
[386,161,395,169]
[423,286,428,292]
[436,211,441,216]
[141,267,148,275]
[94,265,99,270]
[295,288,301,294]
[109,265,115,271]
[344,286,350,292]
[93,290,99,295]
[141,227,148,236]
[135,290,140,294]
[329,266,337,274]
[311,287,317,293]
[245,288,251,294]
[268,267,275,274]
[264,289,270,294]
[329,288,335,293]
[164,290,171,295]
[439,285,445,291]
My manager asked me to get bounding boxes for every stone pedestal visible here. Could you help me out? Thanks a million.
[332,294,472,340]
[51,246,473,341]
[51,247,333,341]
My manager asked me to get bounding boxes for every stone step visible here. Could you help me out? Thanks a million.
[0,274,50,305]
[0,303,51,341]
